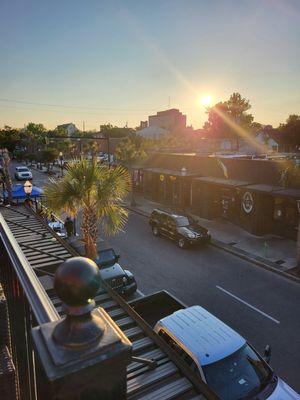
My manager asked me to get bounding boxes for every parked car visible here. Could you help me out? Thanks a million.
[95,248,137,296]
[149,209,211,248]
[14,166,33,181]
[154,306,300,400]
[48,221,67,238]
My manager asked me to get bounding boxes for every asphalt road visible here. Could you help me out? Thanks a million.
[8,162,300,391]
[105,211,300,392]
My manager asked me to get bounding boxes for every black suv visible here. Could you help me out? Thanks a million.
[149,209,211,249]
[95,248,137,296]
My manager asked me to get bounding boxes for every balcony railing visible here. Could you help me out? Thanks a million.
[0,212,60,399]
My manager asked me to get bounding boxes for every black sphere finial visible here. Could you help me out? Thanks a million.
[53,257,104,348]
[54,257,100,307]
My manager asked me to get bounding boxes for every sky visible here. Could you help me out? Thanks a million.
[0,0,299,131]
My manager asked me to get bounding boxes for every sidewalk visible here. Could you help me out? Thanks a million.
[125,194,300,281]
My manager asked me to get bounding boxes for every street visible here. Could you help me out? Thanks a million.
[8,161,300,391]
[105,211,300,391]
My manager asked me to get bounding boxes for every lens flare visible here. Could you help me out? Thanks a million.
[200,96,212,106]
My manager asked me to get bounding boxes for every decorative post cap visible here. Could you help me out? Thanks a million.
[53,257,105,348]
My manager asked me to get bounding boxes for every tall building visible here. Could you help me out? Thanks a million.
[148,109,186,131]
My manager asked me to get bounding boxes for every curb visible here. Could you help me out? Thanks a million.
[125,204,300,284]
[211,239,300,284]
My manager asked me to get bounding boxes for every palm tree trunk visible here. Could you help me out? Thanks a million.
[130,168,136,207]
[82,207,98,260]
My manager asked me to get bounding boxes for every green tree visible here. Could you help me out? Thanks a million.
[204,93,255,150]
[25,122,46,152]
[44,159,131,259]
[41,148,59,172]
[0,126,21,152]
[115,136,147,206]
[278,114,300,151]
[100,124,134,138]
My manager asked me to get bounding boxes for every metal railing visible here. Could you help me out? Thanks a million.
[0,213,60,400]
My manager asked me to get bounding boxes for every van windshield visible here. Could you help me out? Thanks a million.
[202,344,273,400]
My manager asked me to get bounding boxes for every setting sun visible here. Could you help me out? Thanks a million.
[200,95,212,107]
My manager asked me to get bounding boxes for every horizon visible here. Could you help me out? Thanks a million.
[0,0,299,130]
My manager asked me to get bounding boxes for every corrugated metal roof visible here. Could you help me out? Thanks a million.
[1,205,211,400]
[156,306,245,367]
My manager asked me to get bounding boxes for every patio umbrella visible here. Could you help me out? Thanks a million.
[3,184,44,199]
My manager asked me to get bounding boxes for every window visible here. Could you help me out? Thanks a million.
[175,216,190,227]
[202,344,273,400]
[158,330,199,373]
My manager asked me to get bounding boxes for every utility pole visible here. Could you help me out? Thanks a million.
[83,121,85,133]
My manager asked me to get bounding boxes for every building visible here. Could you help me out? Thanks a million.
[136,125,169,139]
[56,123,78,137]
[140,153,300,240]
[148,109,187,131]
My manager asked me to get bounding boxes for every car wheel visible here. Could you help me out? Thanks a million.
[178,238,187,249]
[152,226,160,237]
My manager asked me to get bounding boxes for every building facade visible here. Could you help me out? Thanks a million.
[148,109,187,131]
[140,153,300,240]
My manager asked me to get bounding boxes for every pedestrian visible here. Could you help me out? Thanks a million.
[50,214,56,222]
[64,217,74,238]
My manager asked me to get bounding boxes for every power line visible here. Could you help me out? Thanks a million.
[0,97,198,112]
[0,98,160,112]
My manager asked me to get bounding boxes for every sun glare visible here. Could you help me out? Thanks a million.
[200,95,212,107]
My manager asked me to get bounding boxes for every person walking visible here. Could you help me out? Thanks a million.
[64,217,74,237]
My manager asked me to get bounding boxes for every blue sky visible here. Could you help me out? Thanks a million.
[0,0,299,130]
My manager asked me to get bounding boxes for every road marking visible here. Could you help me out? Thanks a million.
[216,285,280,324]
[120,229,126,234]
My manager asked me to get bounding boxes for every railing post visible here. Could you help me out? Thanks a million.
[31,257,132,400]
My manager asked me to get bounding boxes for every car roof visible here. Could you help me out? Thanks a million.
[155,305,245,367]
[152,209,185,219]
[16,166,29,170]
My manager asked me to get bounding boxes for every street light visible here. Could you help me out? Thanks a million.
[24,180,33,201]
[59,151,64,177]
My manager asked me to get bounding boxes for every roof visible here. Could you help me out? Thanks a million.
[244,184,284,194]
[195,177,251,188]
[0,205,209,400]
[156,306,245,367]
[143,167,200,177]
[136,126,169,138]
[57,123,74,128]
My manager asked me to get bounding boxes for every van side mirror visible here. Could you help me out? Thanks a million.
[264,345,271,363]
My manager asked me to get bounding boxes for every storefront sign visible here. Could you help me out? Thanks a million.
[242,191,254,214]
[159,174,165,182]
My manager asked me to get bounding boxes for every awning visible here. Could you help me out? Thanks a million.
[194,176,252,187]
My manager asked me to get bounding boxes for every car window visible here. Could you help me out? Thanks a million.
[96,249,116,265]
[175,216,190,227]
[158,330,199,372]
[202,343,273,400]
[18,167,29,172]
[167,217,176,228]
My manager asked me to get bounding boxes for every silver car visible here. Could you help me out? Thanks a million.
[15,166,33,181]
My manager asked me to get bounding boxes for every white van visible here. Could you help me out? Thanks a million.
[154,306,299,399]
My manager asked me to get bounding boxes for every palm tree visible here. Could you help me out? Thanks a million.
[115,136,147,206]
[44,159,131,259]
